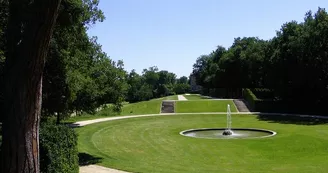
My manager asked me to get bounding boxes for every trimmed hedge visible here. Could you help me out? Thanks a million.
[40,123,79,173]
[242,88,257,110]
[243,88,326,114]
[202,88,242,98]
[243,88,284,112]
[251,88,275,99]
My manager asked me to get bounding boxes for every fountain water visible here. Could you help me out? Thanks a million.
[180,104,277,139]
[222,104,233,135]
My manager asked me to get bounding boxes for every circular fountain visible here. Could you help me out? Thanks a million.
[180,104,277,139]
[180,128,276,139]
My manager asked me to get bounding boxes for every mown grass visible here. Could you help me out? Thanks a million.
[77,114,328,173]
[65,99,238,123]
[64,115,109,123]
[176,100,237,113]
[162,95,178,100]
[64,100,162,123]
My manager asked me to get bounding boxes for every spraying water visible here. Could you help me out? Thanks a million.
[180,104,277,139]
[227,104,231,130]
[222,104,233,135]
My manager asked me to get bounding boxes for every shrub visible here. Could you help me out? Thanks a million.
[244,88,327,115]
[251,88,275,99]
[173,83,191,94]
[243,88,280,112]
[40,123,79,173]
[243,88,257,110]
[243,88,290,113]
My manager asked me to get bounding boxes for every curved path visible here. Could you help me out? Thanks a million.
[77,112,327,173]
[80,165,129,173]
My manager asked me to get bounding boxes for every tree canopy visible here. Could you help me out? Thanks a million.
[192,7,328,111]
[126,67,190,103]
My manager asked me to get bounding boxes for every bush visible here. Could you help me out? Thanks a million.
[40,123,79,173]
[244,88,327,115]
[173,83,191,94]
[243,88,300,113]
[202,88,242,98]
[243,88,283,112]
[243,88,257,110]
[251,88,275,99]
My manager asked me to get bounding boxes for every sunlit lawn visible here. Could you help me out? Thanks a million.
[64,99,162,123]
[77,114,328,173]
[176,100,237,113]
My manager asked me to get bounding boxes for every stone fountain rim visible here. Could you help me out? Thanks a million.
[180,128,277,139]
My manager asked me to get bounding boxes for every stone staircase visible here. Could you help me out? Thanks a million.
[233,99,252,112]
[161,101,175,113]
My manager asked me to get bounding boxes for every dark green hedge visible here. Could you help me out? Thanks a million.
[251,88,275,99]
[242,88,257,110]
[202,88,242,98]
[243,88,284,112]
[40,124,79,173]
[242,88,326,114]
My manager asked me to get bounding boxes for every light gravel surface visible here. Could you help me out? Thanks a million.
[80,165,129,173]
[177,95,187,100]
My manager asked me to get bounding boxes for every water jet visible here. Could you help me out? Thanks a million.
[180,104,277,139]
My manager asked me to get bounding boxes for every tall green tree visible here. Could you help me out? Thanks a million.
[0,0,9,122]
[269,8,328,105]
[126,70,144,102]
[1,0,61,172]
[42,0,105,120]
[191,7,328,111]
[177,76,188,84]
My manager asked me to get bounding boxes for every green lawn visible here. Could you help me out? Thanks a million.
[176,100,237,113]
[65,95,181,123]
[64,99,237,123]
[64,115,109,123]
[116,100,161,115]
[77,114,328,173]
[162,95,178,100]
[183,94,207,100]
[64,100,162,123]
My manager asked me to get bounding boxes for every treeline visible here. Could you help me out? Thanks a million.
[0,0,190,123]
[192,8,328,114]
[126,67,190,103]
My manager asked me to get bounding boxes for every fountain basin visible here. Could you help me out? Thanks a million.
[180,128,276,139]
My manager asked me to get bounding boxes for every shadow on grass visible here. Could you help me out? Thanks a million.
[79,152,103,166]
[257,114,328,125]
[65,123,81,128]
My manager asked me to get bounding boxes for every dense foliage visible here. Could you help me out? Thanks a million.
[41,0,128,121]
[0,0,191,123]
[192,8,328,114]
[40,123,79,173]
[126,67,190,103]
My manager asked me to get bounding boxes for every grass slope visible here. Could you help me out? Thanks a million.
[65,100,162,123]
[162,95,178,100]
[77,114,328,173]
[176,100,237,113]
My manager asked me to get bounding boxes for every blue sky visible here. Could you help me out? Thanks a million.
[87,0,328,77]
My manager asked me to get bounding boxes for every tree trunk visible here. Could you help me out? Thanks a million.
[1,1,61,173]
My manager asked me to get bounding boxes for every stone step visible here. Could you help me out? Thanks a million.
[161,101,175,113]
[233,99,252,112]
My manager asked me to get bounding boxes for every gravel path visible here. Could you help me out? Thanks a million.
[177,95,187,100]
[80,165,129,173]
